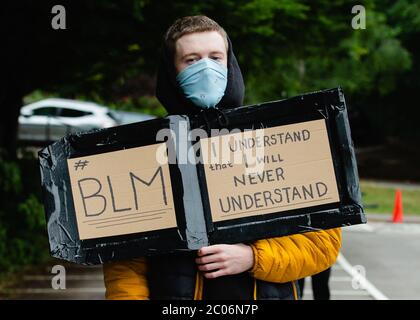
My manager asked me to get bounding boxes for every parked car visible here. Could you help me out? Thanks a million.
[112,110,155,125]
[18,98,154,144]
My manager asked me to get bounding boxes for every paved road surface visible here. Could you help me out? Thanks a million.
[1,220,420,300]
[0,263,105,300]
[304,221,420,300]
[339,222,420,299]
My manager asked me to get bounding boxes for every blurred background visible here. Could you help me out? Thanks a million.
[0,0,419,300]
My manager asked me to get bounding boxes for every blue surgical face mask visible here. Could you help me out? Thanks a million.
[176,58,228,109]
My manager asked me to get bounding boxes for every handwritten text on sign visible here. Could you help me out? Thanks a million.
[67,144,177,240]
[201,119,340,222]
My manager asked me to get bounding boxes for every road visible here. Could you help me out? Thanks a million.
[1,219,420,300]
[339,221,420,299]
[0,263,105,300]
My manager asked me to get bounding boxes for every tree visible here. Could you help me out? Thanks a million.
[0,0,148,158]
[1,0,418,158]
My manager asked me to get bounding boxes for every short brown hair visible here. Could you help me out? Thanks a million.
[165,15,228,56]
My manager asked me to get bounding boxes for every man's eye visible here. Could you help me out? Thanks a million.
[211,57,222,61]
[186,58,197,64]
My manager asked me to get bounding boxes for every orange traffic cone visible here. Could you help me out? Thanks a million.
[392,189,403,223]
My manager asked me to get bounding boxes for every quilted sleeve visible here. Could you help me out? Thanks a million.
[249,228,342,283]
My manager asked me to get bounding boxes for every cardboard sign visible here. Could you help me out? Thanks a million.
[201,119,340,222]
[67,143,177,240]
[39,88,366,265]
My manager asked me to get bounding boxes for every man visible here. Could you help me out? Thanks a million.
[103,15,341,300]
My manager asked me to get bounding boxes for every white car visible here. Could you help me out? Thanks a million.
[18,98,120,144]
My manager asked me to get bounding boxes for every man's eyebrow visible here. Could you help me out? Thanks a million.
[181,53,200,60]
[180,51,226,60]
[209,51,226,56]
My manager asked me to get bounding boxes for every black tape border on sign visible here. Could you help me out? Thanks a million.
[39,118,189,265]
[39,87,365,264]
[191,87,365,245]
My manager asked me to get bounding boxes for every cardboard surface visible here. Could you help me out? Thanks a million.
[39,88,366,264]
[67,143,177,240]
[202,119,340,222]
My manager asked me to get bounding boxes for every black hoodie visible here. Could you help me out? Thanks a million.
[151,34,298,300]
[155,36,245,115]
[153,34,256,299]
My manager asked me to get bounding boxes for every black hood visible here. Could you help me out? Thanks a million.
[156,36,245,115]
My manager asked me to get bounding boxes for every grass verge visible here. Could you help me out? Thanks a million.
[361,181,420,215]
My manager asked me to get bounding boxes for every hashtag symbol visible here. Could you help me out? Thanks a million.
[74,160,89,171]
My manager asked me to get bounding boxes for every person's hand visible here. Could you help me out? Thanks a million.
[195,244,254,279]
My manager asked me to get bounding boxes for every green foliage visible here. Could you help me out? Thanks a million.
[23,90,56,105]
[104,96,167,117]
[240,1,412,100]
[2,0,420,276]
[12,0,418,141]
[0,155,49,273]
[0,159,21,194]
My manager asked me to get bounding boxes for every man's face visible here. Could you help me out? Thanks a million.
[174,31,228,74]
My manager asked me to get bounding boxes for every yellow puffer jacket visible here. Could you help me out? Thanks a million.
[103,227,341,300]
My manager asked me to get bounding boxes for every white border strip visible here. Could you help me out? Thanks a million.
[337,253,389,300]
